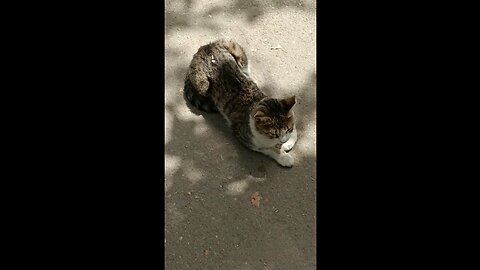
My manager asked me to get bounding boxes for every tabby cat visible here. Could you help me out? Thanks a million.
[184,39,298,167]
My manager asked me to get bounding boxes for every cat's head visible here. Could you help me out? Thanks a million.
[252,96,296,144]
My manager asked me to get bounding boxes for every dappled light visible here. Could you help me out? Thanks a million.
[165,154,181,192]
[225,175,267,196]
[165,0,316,268]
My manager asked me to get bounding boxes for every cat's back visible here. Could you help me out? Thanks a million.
[184,39,258,114]
[189,40,236,68]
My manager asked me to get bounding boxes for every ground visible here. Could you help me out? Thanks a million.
[165,0,316,269]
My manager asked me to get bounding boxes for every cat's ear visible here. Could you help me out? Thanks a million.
[281,96,296,111]
[254,110,270,122]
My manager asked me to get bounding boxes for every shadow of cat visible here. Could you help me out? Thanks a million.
[182,87,288,173]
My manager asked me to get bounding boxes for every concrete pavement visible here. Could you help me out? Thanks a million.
[165,1,316,268]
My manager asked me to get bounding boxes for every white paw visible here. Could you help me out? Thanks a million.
[277,153,294,168]
[281,140,295,152]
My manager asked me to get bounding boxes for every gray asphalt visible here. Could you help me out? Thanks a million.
[165,1,316,269]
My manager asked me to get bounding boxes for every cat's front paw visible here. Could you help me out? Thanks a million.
[281,140,295,152]
[277,153,294,168]
[281,129,297,152]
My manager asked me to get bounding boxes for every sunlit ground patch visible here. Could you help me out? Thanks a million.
[165,154,182,192]
[225,175,266,196]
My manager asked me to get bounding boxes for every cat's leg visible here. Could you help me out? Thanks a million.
[256,147,294,168]
[184,72,218,113]
[190,72,209,95]
[281,128,298,152]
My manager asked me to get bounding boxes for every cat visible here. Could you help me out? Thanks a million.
[184,39,298,167]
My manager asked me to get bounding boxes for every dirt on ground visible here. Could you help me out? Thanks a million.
[165,0,316,269]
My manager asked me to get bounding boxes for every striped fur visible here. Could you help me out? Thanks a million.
[184,39,249,113]
[184,39,298,167]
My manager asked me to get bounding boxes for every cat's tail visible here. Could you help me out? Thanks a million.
[217,39,250,75]
[184,76,218,113]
